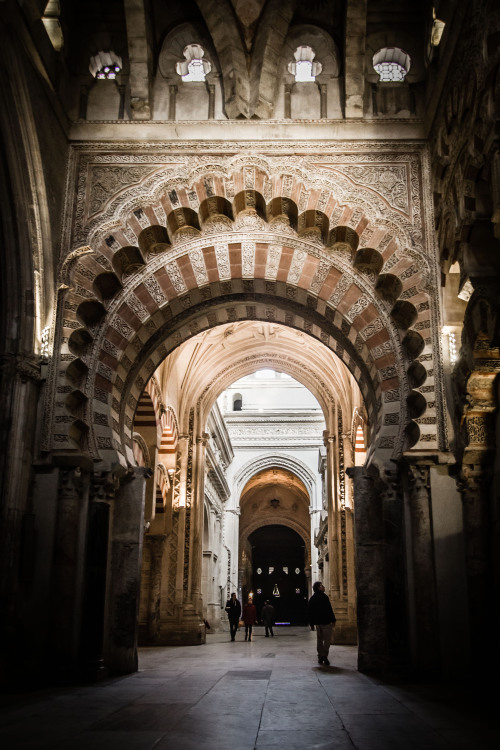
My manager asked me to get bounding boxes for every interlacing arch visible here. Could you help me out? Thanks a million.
[48,163,439,468]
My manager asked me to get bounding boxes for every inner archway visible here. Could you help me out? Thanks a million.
[45,154,440,674]
[247,525,308,625]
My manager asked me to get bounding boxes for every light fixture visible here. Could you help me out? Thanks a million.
[89,51,122,80]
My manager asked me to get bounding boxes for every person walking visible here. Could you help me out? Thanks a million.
[261,600,276,637]
[307,581,336,666]
[225,592,241,642]
[242,597,257,641]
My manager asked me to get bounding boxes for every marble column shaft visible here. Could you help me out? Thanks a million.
[347,466,386,674]
[146,535,167,643]
[106,467,149,675]
[51,466,90,675]
[460,468,492,643]
[80,497,110,679]
[407,463,440,674]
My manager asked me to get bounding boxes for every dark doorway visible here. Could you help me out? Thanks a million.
[247,525,308,625]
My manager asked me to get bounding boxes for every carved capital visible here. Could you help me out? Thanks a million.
[323,430,336,447]
[59,466,87,500]
[407,463,430,496]
[146,534,167,557]
[16,354,42,383]
[458,465,488,502]
[91,470,121,502]
[122,465,153,484]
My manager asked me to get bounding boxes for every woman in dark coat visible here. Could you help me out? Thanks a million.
[242,597,258,641]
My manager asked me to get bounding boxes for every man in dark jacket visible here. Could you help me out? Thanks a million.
[225,592,241,641]
[261,600,276,637]
[307,581,336,665]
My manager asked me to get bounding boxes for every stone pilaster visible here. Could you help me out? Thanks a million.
[163,430,206,645]
[50,465,90,678]
[106,466,151,675]
[458,465,493,666]
[346,465,387,674]
[406,461,440,676]
[79,470,119,679]
[145,535,167,643]
[190,432,210,611]
[323,431,340,600]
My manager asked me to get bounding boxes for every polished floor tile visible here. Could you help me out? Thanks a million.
[0,627,496,749]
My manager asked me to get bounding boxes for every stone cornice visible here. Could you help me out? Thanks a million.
[69,120,426,144]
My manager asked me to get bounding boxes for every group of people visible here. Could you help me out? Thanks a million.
[225,580,336,665]
[225,593,276,641]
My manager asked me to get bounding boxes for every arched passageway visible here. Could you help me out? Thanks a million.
[31,155,453,681]
[2,0,499,695]
[246,525,309,625]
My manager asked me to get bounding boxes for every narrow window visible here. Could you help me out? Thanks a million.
[373,47,411,82]
[176,44,211,82]
[288,45,322,82]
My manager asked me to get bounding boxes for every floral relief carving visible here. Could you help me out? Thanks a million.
[312,163,411,216]
[89,165,160,217]
[165,261,186,292]
[215,243,231,280]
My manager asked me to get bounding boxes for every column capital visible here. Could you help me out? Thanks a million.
[90,469,121,502]
[407,463,430,493]
[323,430,336,447]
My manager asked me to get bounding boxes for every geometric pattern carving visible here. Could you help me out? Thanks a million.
[48,148,443,471]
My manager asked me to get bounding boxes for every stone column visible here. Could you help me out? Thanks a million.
[323,431,340,600]
[168,85,177,121]
[346,465,386,674]
[320,83,327,118]
[50,464,90,678]
[106,466,150,675]
[491,146,500,234]
[284,83,292,119]
[79,470,118,680]
[189,432,210,612]
[164,433,205,644]
[459,465,493,662]
[146,535,167,643]
[406,461,440,675]
[124,0,153,119]
[174,433,190,608]
[208,83,215,119]
[458,364,497,670]
[344,0,367,118]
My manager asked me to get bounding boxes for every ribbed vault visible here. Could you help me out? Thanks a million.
[160,321,358,432]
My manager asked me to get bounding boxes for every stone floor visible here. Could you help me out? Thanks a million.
[0,627,497,749]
